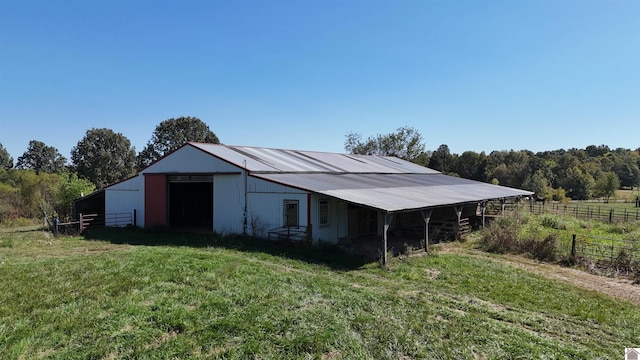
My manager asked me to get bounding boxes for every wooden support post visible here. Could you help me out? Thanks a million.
[454,205,463,238]
[421,209,432,253]
[570,234,576,261]
[500,199,506,215]
[480,201,487,228]
[382,213,394,266]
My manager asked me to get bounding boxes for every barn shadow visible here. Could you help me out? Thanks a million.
[83,227,371,271]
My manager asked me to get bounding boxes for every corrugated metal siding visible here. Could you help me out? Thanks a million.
[211,174,243,234]
[248,176,309,194]
[311,195,341,244]
[144,174,167,227]
[252,173,532,212]
[144,145,241,174]
[105,176,143,226]
[247,193,308,235]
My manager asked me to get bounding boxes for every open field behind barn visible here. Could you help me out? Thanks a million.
[1,228,639,359]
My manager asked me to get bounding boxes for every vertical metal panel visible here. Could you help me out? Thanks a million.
[247,193,308,235]
[144,174,167,227]
[213,174,244,234]
[247,177,306,193]
[312,195,341,244]
[105,175,144,227]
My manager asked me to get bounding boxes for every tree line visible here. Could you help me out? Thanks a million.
[1,122,638,225]
[0,117,219,224]
[346,127,640,202]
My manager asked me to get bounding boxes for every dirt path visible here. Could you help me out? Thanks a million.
[434,244,640,304]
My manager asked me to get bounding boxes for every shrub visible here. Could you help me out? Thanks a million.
[523,234,558,262]
[479,212,525,254]
[480,212,560,262]
[540,215,565,230]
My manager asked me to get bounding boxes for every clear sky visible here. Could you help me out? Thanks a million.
[1,0,638,162]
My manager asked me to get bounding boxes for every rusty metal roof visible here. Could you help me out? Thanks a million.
[188,143,533,212]
[252,173,532,212]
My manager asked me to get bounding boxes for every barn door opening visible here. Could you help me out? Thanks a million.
[168,175,213,231]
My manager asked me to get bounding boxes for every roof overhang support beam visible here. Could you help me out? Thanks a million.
[421,209,432,253]
[454,205,463,238]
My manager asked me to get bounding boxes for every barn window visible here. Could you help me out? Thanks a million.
[319,199,329,227]
[283,200,299,227]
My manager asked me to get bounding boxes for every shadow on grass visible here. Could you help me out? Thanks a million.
[83,227,371,271]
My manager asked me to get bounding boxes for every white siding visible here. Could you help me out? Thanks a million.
[105,175,143,227]
[143,145,241,174]
[247,176,305,193]
[246,177,308,238]
[212,174,245,234]
[311,195,341,244]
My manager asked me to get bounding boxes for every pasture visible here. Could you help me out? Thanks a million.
[0,227,639,359]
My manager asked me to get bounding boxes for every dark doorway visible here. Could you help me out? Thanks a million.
[347,205,378,239]
[168,181,213,231]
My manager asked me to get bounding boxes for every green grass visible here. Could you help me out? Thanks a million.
[1,228,639,359]
[520,212,640,254]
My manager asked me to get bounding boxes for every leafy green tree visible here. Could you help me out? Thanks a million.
[344,126,426,162]
[15,140,66,173]
[137,116,220,168]
[484,150,531,188]
[453,151,487,181]
[15,170,61,218]
[585,144,610,157]
[55,172,96,217]
[593,172,620,203]
[612,153,640,188]
[563,166,595,200]
[428,144,454,173]
[0,143,13,169]
[0,181,20,223]
[523,170,550,198]
[71,128,136,188]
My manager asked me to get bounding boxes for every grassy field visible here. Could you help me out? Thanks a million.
[1,228,639,359]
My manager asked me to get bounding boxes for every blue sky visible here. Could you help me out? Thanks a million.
[1,0,638,162]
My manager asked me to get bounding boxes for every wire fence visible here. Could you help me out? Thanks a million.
[570,234,640,273]
[529,203,640,223]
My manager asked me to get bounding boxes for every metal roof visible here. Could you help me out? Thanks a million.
[252,173,533,212]
[190,143,437,174]
[187,143,533,212]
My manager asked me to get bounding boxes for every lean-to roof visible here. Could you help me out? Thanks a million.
[190,143,533,212]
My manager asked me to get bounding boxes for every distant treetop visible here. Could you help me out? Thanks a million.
[137,116,220,169]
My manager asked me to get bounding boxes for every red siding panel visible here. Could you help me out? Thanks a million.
[144,174,167,227]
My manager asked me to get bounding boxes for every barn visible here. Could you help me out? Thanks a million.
[80,142,532,261]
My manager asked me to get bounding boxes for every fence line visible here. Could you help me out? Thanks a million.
[570,233,639,272]
[54,212,134,235]
[529,203,640,223]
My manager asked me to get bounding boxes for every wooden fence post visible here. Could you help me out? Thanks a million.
[570,234,576,262]
[609,209,613,223]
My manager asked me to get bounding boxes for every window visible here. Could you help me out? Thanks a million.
[283,200,299,227]
[319,199,329,227]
